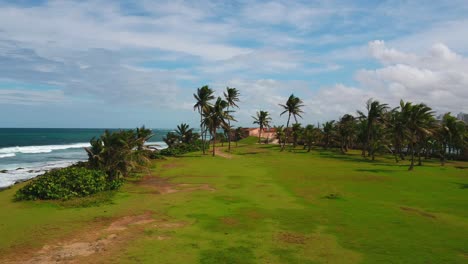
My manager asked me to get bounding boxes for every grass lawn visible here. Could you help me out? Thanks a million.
[0,138,467,263]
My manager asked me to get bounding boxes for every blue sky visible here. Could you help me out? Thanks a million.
[1,0,468,128]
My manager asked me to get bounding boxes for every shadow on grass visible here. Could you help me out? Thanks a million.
[453,182,468,189]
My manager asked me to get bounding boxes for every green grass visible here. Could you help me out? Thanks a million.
[1,138,467,263]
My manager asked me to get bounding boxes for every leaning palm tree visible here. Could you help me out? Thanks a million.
[224,87,240,151]
[279,94,305,151]
[405,102,434,170]
[252,110,272,143]
[357,99,388,160]
[194,85,215,154]
[202,97,234,156]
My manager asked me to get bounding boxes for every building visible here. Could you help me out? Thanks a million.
[242,127,277,140]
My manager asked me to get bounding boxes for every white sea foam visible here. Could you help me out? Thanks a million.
[0,153,15,158]
[0,160,80,189]
[0,141,169,188]
[0,142,91,156]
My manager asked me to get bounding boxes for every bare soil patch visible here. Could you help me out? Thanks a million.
[221,217,239,227]
[138,175,215,195]
[2,211,187,264]
[277,232,308,244]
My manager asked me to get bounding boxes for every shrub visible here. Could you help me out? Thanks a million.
[15,167,123,201]
[159,143,201,156]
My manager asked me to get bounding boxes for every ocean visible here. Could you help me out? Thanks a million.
[0,128,169,188]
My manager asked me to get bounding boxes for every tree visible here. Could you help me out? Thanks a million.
[252,110,272,143]
[291,123,302,148]
[194,85,215,155]
[234,127,244,147]
[322,121,335,149]
[202,97,233,156]
[357,99,389,160]
[224,87,240,151]
[279,94,305,151]
[388,101,411,162]
[274,125,286,145]
[404,102,434,170]
[85,129,151,180]
[175,123,194,144]
[337,115,356,153]
[303,124,316,152]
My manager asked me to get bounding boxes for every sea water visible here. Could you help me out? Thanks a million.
[0,128,169,188]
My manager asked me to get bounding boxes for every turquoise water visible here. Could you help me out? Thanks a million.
[0,128,169,188]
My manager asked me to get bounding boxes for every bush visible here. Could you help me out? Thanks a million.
[15,167,123,201]
[159,142,201,156]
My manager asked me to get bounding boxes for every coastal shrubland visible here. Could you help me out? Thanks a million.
[14,167,122,200]
[15,126,154,201]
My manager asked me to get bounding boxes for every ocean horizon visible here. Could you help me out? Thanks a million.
[0,128,170,188]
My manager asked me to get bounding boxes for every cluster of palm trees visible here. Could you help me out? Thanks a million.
[193,85,240,156]
[252,95,467,170]
[85,126,154,180]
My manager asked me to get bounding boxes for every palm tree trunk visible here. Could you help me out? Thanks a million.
[199,109,206,155]
[258,126,262,143]
[227,106,231,152]
[409,142,415,171]
[281,114,291,151]
[212,128,216,157]
[417,147,422,166]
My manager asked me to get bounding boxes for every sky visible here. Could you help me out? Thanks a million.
[1,0,468,129]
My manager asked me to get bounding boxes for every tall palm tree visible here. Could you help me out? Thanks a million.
[202,97,233,156]
[252,110,272,143]
[224,87,240,151]
[279,94,305,151]
[357,99,388,160]
[405,102,434,170]
[194,85,215,155]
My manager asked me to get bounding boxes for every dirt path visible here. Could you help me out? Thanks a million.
[2,211,189,264]
[214,148,233,159]
[1,175,215,264]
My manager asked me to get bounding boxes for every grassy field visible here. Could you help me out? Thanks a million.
[0,138,467,263]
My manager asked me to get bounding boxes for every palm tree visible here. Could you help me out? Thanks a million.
[202,97,233,156]
[405,102,434,170]
[274,125,286,145]
[303,125,315,152]
[224,87,240,151]
[194,85,215,155]
[357,99,388,160]
[175,123,194,144]
[135,126,154,151]
[279,94,305,151]
[291,123,302,149]
[322,121,335,149]
[387,101,411,162]
[337,115,356,153]
[234,127,244,147]
[252,110,272,143]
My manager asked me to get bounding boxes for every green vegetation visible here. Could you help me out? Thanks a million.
[2,141,467,263]
[15,167,121,200]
